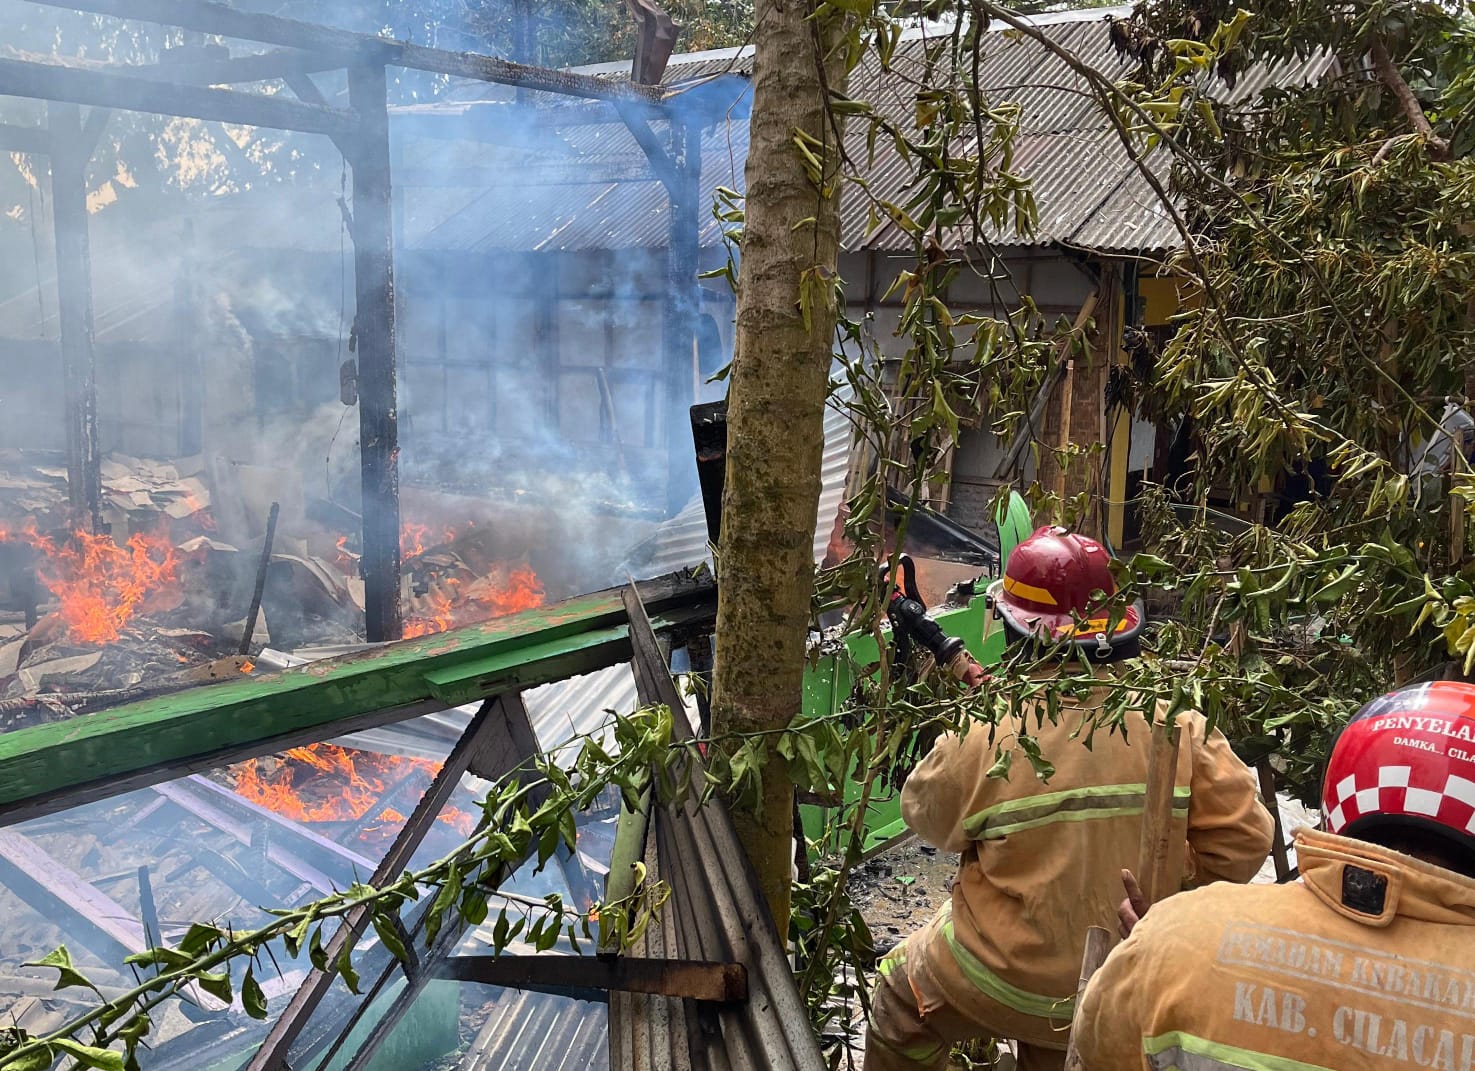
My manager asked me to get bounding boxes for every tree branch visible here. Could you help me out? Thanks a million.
[1369,35,1449,160]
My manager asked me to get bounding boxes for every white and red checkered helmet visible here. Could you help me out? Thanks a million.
[1323,682,1475,854]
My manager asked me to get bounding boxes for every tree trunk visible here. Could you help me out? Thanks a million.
[710,0,849,933]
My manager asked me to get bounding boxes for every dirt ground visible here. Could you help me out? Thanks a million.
[845,839,1018,1069]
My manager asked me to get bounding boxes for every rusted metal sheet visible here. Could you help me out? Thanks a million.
[441,955,748,1003]
[613,584,826,1070]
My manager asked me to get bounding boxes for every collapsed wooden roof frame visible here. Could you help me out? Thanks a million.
[0,0,705,645]
[0,570,821,1069]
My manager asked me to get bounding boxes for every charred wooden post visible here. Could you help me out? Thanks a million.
[346,64,404,642]
[663,117,701,515]
[48,103,103,533]
[239,501,280,655]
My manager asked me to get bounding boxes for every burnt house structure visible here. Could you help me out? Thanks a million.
[0,2,1331,650]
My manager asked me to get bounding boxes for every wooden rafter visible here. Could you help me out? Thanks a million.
[26,0,664,104]
[0,55,354,136]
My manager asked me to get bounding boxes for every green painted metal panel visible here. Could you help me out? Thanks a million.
[800,491,1030,854]
[0,574,715,825]
[995,489,1034,564]
[800,594,1009,855]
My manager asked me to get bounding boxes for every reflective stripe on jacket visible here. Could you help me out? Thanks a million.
[900,667,1272,1030]
[1074,830,1475,1071]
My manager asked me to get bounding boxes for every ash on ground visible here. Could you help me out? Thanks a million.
[847,838,958,951]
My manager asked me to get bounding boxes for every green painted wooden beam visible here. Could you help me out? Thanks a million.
[0,572,715,826]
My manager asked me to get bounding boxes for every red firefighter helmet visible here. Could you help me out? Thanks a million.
[987,526,1143,652]
[1323,682,1475,856]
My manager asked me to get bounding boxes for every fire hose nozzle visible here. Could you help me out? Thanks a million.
[889,595,968,670]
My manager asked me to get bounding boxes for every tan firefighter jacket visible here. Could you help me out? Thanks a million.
[899,667,1273,1045]
[1074,829,1475,1071]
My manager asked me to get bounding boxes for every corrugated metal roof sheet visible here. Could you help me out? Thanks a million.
[404,12,1332,257]
[617,387,855,578]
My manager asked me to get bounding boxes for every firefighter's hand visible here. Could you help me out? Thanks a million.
[1118,869,1149,939]
[960,658,989,688]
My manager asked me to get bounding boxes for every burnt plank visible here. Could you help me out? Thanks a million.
[49,102,101,533]
[26,0,663,103]
[347,63,403,642]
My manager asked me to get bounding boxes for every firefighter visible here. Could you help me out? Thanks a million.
[865,527,1274,1071]
[1073,680,1475,1071]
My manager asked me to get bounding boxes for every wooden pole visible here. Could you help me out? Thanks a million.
[1062,925,1112,1071]
[1054,358,1075,503]
[4,57,352,138]
[992,293,1098,481]
[48,102,102,534]
[1453,499,1466,567]
[26,0,664,105]
[175,219,203,456]
[347,64,403,642]
[1136,718,1184,905]
[1257,758,1292,883]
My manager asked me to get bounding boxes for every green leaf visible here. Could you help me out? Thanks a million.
[122,947,191,972]
[196,971,232,1004]
[337,940,361,995]
[425,866,463,949]
[371,913,410,965]
[9,1055,52,1071]
[241,968,268,1021]
[461,887,489,928]
[177,924,223,957]
[308,926,328,973]
[26,946,100,994]
[49,1038,124,1071]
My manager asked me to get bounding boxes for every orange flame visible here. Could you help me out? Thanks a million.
[0,523,179,644]
[403,576,460,639]
[403,560,544,639]
[232,743,476,840]
[401,522,433,561]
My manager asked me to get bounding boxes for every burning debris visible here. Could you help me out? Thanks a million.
[0,523,179,644]
[0,451,546,730]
